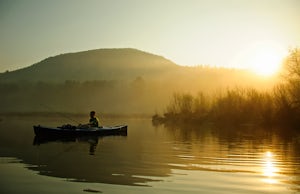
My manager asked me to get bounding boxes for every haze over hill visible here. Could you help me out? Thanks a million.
[0,48,179,83]
[0,48,279,114]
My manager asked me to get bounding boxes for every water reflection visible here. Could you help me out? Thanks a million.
[160,123,300,191]
[34,135,103,155]
[262,151,279,184]
[1,116,300,192]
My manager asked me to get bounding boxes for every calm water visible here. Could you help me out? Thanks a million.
[0,115,300,193]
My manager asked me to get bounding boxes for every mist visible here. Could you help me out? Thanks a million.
[0,67,279,115]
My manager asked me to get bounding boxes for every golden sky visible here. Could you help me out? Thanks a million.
[0,0,300,73]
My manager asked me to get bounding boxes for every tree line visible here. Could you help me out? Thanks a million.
[153,48,300,130]
[0,79,145,114]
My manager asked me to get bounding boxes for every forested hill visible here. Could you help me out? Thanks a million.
[0,48,179,82]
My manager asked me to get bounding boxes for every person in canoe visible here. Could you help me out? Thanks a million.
[78,111,100,128]
[89,111,99,127]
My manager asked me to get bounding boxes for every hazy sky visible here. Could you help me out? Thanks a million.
[0,0,300,72]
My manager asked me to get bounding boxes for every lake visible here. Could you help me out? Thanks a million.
[0,114,300,193]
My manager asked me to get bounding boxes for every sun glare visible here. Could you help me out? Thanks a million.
[262,151,279,184]
[232,42,287,77]
[248,47,284,76]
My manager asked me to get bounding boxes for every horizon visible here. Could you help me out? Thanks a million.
[1,0,300,76]
[0,47,288,78]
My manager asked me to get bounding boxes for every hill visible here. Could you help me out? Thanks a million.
[0,48,279,114]
[0,48,179,82]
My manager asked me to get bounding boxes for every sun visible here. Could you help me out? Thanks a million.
[247,46,284,76]
[232,42,287,77]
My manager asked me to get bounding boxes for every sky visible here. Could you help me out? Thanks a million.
[0,0,300,72]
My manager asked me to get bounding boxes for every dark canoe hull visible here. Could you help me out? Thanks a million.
[33,125,127,137]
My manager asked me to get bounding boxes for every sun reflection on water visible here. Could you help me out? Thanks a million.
[262,151,279,184]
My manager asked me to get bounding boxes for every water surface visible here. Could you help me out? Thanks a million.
[0,115,300,193]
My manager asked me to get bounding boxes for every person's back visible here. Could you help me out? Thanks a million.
[89,116,99,127]
[89,111,99,127]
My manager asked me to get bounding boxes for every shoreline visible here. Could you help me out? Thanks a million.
[0,112,152,119]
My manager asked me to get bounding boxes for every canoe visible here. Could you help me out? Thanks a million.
[33,125,127,137]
